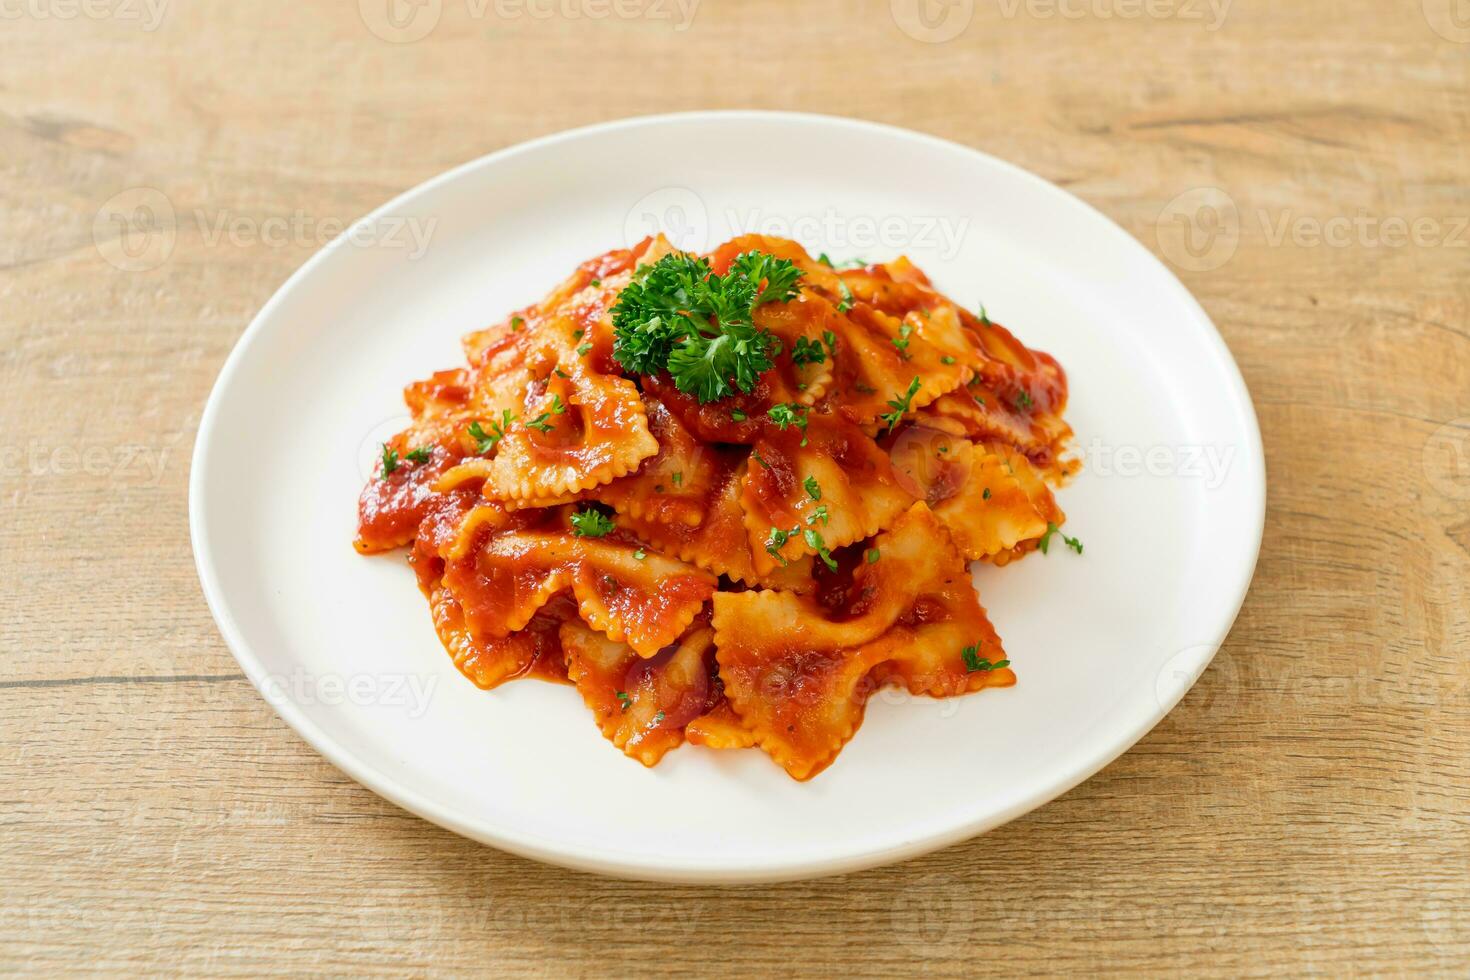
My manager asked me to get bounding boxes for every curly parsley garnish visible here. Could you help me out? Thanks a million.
[610,251,803,403]
[570,508,616,538]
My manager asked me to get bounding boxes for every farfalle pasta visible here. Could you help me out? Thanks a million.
[356,234,1079,779]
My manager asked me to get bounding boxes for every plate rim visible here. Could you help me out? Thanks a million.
[189,109,1267,884]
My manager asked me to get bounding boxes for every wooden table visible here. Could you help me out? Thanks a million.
[4,1,1467,974]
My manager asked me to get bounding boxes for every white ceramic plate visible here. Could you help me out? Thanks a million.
[191,112,1265,884]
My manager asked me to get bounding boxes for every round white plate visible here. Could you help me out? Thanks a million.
[191,112,1264,884]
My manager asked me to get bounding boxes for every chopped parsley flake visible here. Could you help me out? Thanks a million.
[791,336,827,365]
[570,508,616,538]
[404,446,433,465]
[961,645,1010,673]
[983,487,992,501]
[865,548,881,564]
[1037,522,1084,556]
[671,471,683,487]
[941,355,957,365]
[751,450,771,470]
[379,445,400,477]
[731,408,748,422]
[576,342,592,357]
[805,503,830,526]
[468,411,515,455]
[1015,389,1034,412]
[803,528,839,571]
[892,323,913,355]
[616,691,631,711]
[835,278,854,313]
[767,403,809,435]
[765,526,794,564]
[633,548,647,561]
[511,316,524,332]
[804,475,821,501]
[879,377,922,432]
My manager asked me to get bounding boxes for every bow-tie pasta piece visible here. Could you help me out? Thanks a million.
[594,393,728,527]
[442,521,716,657]
[741,413,914,572]
[561,621,716,766]
[715,504,1002,779]
[618,456,816,592]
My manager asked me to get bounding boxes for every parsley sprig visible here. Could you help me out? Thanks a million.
[764,521,838,571]
[610,251,803,403]
[1038,522,1084,555]
[570,508,616,538]
[961,645,1011,673]
[468,412,515,455]
[879,377,922,432]
[380,444,433,478]
[791,336,826,365]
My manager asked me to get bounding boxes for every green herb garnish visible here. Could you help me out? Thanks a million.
[879,377,922,432]
[766,403,809,436]
[791,336,826,365]
[1037,522,1083,555]
[961,645,1010,673]
[570,508,616,538]
[803,528,838,571]
[610,251,802,403]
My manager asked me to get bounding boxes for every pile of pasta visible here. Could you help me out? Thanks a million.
[356,234,1076,780]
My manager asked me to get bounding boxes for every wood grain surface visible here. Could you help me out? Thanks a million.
[3,0,1468,975]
